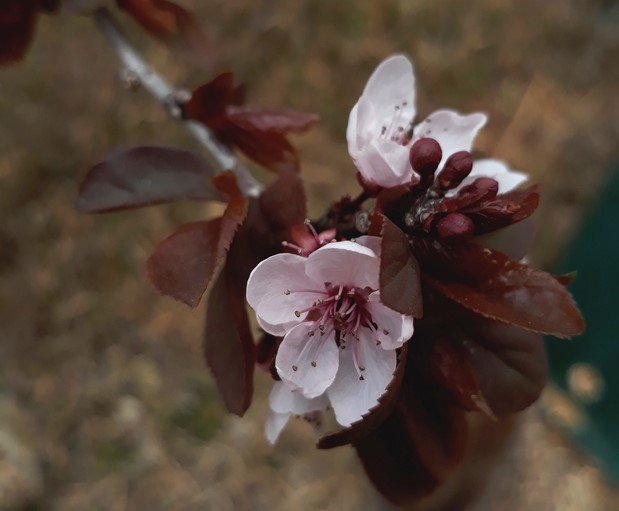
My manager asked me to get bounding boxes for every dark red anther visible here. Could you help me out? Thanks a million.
[409,138,442,177]
[437,213,474,240]
[437,151,473,190]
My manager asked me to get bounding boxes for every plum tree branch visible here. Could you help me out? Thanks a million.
[92,7,263,197]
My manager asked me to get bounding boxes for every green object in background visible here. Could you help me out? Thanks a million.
[545,168,619,482]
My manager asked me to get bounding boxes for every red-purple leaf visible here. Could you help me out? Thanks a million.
[223,124,299,173]
[185,72,236,129]
[226,107,319,134]
[259,170,307,231]
[317,344,408,449]
[203,265,255,416]
[0,0,38,66]
[428,316,547,416]
[464,185,540,234]
[146,171,248,307]
[224,171,307,302]
[146,219,222,307]
[414,239,585,337]
[76,146,221,213]
[116,0,210,55]
[380,216,423,318]
[354,376,467,506]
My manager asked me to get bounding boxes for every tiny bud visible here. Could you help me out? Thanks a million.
[311,361,317,367]
[294,310,301,317]
[409,138,442,176]
[292,365,298,372]
[437,213,474,240]
[469,177,499,199]
[437,151,473,190]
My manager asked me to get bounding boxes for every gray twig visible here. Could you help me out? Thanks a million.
[93,7,263,197]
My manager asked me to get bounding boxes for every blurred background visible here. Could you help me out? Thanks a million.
[0,0,618,509]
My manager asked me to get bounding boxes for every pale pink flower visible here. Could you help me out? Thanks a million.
[247,237,414,434]
[347,54,488,188]
[265,381,327,444]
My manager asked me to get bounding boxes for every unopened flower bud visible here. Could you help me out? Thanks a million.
[409,138,442,177]
[437,151,473,190]
[437,213,474,240]
[469,176,499,199]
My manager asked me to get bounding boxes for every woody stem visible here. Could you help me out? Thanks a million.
[92,7,263,198]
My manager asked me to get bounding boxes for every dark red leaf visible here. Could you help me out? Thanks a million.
[146,219,222,307]
[354,374,468,506]
[555,271,577,286]
[258,170,307,231]
[427,315,548,416]
[116,0,210,55]
[464,185,540,234]
[76,146,221,213]
[145,171,248,307]
[380,216,423,318]
[185,72,235,129]
[255,333,280,379]
[0,1,38,66]
[223,124,299,173]
[203,265,255,416]
[440,177,499,213]
[317,344,408,449]
[224,171,307,298]
[226,107,319,134]
[414,239,585,338]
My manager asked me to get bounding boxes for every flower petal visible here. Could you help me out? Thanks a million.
[265,410,289,444]
[352,138,413,188]
[275,322,339,399]
[450,158,528,196]
[269,381,328,415]
[327,333,397,427]
[359,55,416,136]
[354,235,382,257]
[367,293,414,350]
[475,217,536,261]
[413,109,487,170]
[246,253,322,328]
[305,241,380,290]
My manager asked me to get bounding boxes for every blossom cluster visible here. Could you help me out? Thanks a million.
[54,46,584,505]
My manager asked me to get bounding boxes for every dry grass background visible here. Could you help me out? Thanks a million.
[0,0,618,509]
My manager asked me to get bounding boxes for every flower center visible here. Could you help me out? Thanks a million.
[292,284,386,380]
[379,102,413,144]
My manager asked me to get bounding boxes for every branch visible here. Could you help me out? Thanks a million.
[92,7,263,198]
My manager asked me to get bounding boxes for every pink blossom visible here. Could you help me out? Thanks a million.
[347,55,488,188]
[247,237,414,435]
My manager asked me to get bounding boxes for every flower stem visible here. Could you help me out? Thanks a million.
[92,7,263,198]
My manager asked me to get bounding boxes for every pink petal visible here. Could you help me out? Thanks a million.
[413,109,487,170]
[247,253,322,328]
[275,322,339,399]
[367,292,414,350]
[326,332,397,427]
[305,241,379,290]
[265,382,328,444]
[475,217,536,261]
[257,315,294,337]
[269,381,328,414]
[265,411,289,444]
[449,158,528,196]
[357,55,416,137]
[352,138,413,188]
[354,235,382,257]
